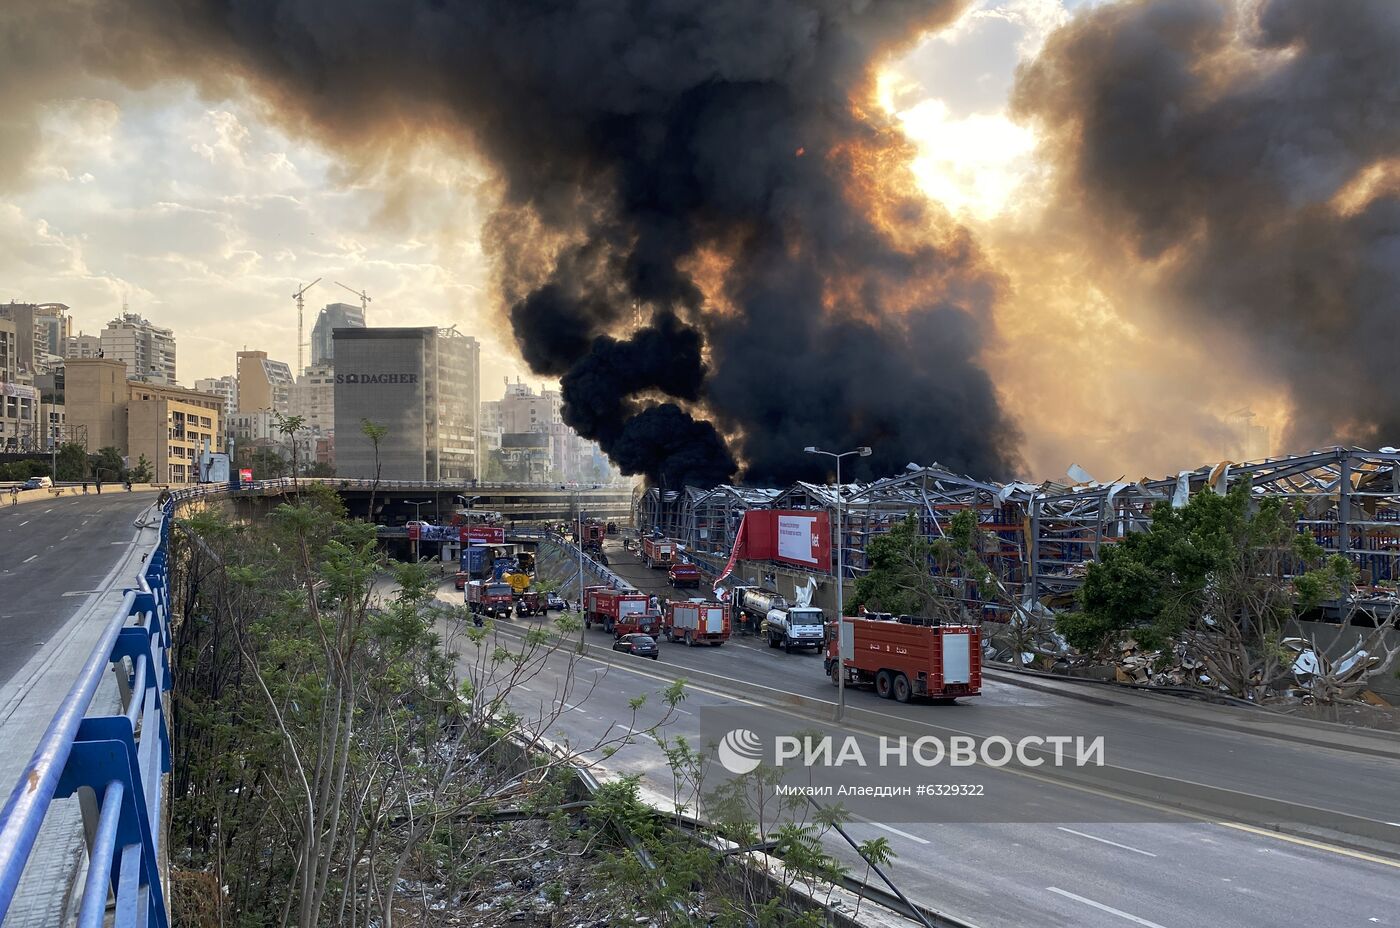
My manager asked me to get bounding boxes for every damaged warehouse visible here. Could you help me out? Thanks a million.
[637,447,1400,704]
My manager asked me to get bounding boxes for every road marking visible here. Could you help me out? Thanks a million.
[1057,826,1158,857]
[44,509,52,513]
[518,685,534,693]
[62,591,101,597]
[1046,887,1168,928]
[17,521,28,527]
[851,815,930,845]
[1215,821,1400,870]
[22,555,37,563]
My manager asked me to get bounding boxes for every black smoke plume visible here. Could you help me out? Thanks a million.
[26,0,1025,486]
[1015,0,1400,452]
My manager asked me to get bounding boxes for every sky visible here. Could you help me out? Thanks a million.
[0,0,1286,482]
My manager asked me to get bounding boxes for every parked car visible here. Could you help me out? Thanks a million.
[20,476,52,490]
[546,591,567,611]
[612,634,659,660]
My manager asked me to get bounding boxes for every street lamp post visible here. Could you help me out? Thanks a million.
[576,491,586,652]
[804,445,872,723]
[406,499,432,562]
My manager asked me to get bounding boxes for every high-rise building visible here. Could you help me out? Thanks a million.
[194,375,238,437]
[291,362,335,434]
[101,312,177,384]
[65,332,104,359]
[236,350,293,414]
[0,302,69,376]
[310,302,366,368]
[333,326,480,481]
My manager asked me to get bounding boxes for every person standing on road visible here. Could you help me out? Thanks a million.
[9,486,17,507]
[95,477,102,494]
[82,481,88,494]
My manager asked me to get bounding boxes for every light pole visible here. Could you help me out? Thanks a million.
[406,499,432,562]
[575,489,586,652]
[804,445,872,723]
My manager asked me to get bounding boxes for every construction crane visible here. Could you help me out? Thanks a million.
[335,281,372,323]
[293,277,322,374]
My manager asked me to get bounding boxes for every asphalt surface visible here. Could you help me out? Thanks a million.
[427,538,1400,928]
[0,489,160,683]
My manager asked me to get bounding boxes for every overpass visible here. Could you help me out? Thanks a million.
[229,476,635,524]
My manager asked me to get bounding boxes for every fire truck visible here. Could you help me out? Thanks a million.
[515,590,546,617]
[667,561,701,588]
[641,537,676,569]
[466,580,515,621]
[579,520,606,555]
[584,587,656,636]
[662,601,729,646]
[824,614,982,703]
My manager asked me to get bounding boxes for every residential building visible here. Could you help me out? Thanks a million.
[310,302,366,367]
[101,312,177,384]
[236,350,293,414]
[0,317,40,452]
[65,332,104,359]
[0,301,69,376]
[193,375,238,436]
[230,410,280,444]
[291,362,335,434]
[333,326,480,481]
[65,358,223,484]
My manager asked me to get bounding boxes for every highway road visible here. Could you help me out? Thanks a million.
[0,489,161,683]
[430,538,1400,928]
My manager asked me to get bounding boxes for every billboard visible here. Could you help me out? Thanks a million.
[461,525,506,545]
[238,468,254,487]
[714,509,831,585]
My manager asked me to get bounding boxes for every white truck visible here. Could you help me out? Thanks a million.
[765,604,826,652]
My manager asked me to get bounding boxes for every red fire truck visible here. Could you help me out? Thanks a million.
[824,614,981,703]
[585,587,656,636]
[667,561,701,588]
[641,537,677,569]
[662,601,729,646]
[466,580,516,620]
[579,520,606,554]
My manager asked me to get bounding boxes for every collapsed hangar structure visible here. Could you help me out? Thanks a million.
[635,447,1400,619]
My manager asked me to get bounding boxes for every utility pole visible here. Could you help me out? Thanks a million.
[804,445,872,723]
[577,492,586,653]
[406,499,432,563]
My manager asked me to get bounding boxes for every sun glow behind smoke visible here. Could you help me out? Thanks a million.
[876,72,1039,223]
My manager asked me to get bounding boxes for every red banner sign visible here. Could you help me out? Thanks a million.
[238,468,253,487]
[713,509,831,593]
[460,525,506,545]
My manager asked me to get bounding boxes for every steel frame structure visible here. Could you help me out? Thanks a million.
[634,447,1400,615]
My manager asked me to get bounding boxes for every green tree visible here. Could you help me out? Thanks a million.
[0,459,50,481]
[852,510,991,621]
[55,442,88,481]
[128,454,153,484]
[1060,482,1352,697]
[93,446,126,482]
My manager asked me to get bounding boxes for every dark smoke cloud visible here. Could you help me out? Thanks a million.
[17,0,1025,486]
[1015,0,1400,451]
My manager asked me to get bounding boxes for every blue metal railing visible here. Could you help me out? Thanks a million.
[0,499,175,927]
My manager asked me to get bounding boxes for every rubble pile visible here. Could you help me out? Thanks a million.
[1112,639,1209,687]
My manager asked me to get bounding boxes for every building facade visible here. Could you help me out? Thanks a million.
[291,362,335,434]
[101,312,177,384]
[333,326,479,481]
[310,302,366,367]
[236,350,293,414]
[66,358,223,483]
[0,302,69,376]
[65,332,103,359]
[193,375,238,436]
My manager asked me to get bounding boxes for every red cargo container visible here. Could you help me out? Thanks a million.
[824,616,981,703]
[662,601,729,646]
[585,588,654,636]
